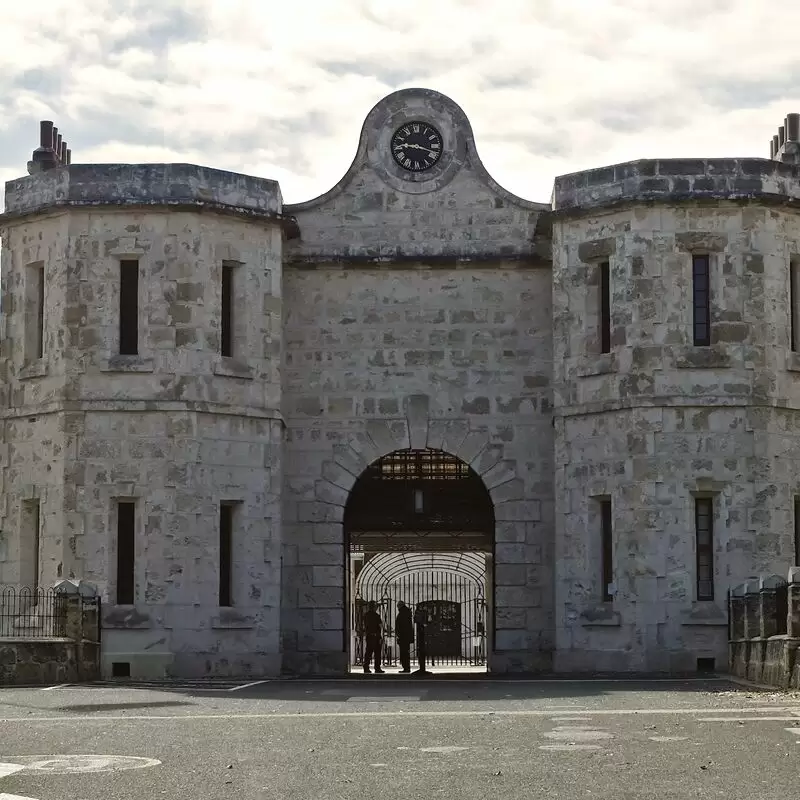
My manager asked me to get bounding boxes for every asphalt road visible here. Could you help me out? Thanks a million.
[1,675,798,799]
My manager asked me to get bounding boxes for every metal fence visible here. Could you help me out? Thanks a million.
[0,586,68,638]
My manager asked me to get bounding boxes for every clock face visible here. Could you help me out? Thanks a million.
[390,122,443,172]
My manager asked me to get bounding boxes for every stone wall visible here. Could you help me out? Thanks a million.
[0,166,286,678]
[551,164,800,672]
[280,88,553,674]
[0,638,99,685]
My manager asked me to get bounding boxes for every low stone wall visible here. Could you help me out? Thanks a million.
[729,568,800,688]
[0,638,100,686]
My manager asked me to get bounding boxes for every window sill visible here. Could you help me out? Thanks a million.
[100,355,155,373]
[786,352,800,372]
[102,605,152,629]
[674,346,731,370]
[19,360,48,380]
[211,610,254,629]
[214,358,254,380]
[580,604,621,627]
[576,352,616,377]
[680,602,727,626]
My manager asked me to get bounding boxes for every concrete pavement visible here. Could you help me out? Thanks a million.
[0,676,798,799]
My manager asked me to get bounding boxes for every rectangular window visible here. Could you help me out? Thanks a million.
[692,254,711,346]
[24,263,45,362]
[119,260,139,355]
[600,498,613,601]
[695,498,714,601]
[219,503,233,607]
[116,501,135,604]
[599,261,611,354]
[221,263,234,357]
[21,499,41,594]
[795,497,800,567]
[791,261,800,352]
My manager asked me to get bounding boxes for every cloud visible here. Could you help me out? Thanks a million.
[1,0,799,209]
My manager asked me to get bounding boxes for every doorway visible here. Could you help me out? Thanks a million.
[343,448,495,672]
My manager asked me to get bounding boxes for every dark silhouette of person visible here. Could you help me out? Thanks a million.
[363,601,384,674]
[413,604,432,675]
[395,601,414,673]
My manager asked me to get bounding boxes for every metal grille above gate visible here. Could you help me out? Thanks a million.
[344,448,494,553]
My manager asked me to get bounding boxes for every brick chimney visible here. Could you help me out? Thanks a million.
[27,120,72,175]
[769,114,800,164]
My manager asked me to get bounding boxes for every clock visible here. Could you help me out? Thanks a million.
[390,121,443,172]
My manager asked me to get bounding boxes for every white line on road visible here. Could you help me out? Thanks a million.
[226,680,270,692]
[698,716,800,722]
[0,794,39,800]
[39,684,70,691]
[0,764,24,779]
[1,706,799,723]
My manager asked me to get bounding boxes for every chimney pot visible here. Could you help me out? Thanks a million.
[56,133,62,161]
[780,125,786,146]
[66,148,71,165]
[770,139,776,159]
[39,120,54,148]
[787,114,800,143]
[773,134,780,155]
[52,126,58,150]
[60,141,67,162]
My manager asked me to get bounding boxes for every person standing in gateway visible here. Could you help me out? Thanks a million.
[395,601,414,673]
[362,601,385,674]
[413,604,432,675]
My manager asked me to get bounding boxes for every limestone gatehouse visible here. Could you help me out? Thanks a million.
[1,87,798,678]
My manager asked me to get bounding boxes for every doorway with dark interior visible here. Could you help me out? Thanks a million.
[343,448,495,674]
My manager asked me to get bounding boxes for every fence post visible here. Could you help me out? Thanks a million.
[788,567,800,639]
[744,578,761,639]
[54,579,82,641]
[759,575,783,639]
[730,584,746,639]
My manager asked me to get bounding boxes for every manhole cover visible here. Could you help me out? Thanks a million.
[6,755,161,774]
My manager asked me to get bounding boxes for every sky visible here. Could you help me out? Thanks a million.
[1,0,799,209]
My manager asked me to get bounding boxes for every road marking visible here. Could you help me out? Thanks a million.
[698,716,800,722]
[539,744,602,751]
[346,696,423,703]
[0,764,24,779]
[226,681,270,692]
[3,755,161,775]
[550,716,593,722]
[543,727,614,742]
[0,706,798,723]
[420,746,469,754]
[39,684,70,692]
[0,793,40,800]
[649,736,688,742]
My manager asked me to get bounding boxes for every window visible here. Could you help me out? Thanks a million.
[695,498,714,601]
[21,499,41,594]
[24,262,45,362]
[221,263,234,357]
[116,501,135,604]
[600,498,613,601]
[791,261,800,352]
[692,254,711,346]
[219,503,233,607]
[119,260,139,355]
[599,261,611,354]
[794,496,800,567]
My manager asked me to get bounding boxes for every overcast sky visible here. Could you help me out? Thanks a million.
[1,0,798,208]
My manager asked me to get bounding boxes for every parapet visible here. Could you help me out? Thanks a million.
[2,162,283,224]
[552,157,800,215]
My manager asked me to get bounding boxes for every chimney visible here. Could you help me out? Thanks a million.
[770,114,800,165]
[27,119,74,174]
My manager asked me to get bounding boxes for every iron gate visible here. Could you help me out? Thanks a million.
[351,561,487,668]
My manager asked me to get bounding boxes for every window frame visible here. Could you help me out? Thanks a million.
[692,254,711,346]
[695,497,714,601]
[119,259,140,356]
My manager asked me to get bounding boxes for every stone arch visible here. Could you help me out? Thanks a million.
[311,394,527,529]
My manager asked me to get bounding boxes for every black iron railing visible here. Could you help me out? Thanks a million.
[0,586,68,638]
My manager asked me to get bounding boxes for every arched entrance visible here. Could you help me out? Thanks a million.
[344,447,494,671]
